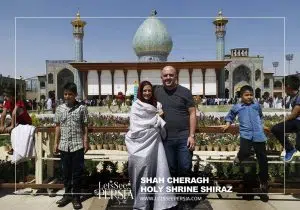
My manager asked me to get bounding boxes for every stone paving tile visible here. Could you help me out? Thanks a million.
[207,193,300,210]
[0,191,300,210]
[87,198,109,210]
[0,190,95,210]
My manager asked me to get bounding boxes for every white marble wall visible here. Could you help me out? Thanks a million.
[101,70,112,95]
[192,69,203,95]
[114,70,125,95]
[179,69,189,89]
[140,69,161,85]
[205,69,217,95]
[87,70,99,95]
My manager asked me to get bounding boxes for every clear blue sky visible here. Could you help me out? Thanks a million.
[0,0,299,78]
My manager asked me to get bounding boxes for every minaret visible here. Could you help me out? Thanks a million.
[213,10,228,98]
[71,10,86,61]
[71,10,86,100]
[213,10,228,60]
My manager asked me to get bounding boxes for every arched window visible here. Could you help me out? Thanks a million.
[40,81,45,89]
[57,69,74,100]
[255,69,261,81]
[225,69,229,81]
[264,79,270,88]
[233,65,251,86]
[48,73,53,84]
[274,80,282,89]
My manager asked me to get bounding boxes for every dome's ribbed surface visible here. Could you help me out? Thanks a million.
[132,11,173,62]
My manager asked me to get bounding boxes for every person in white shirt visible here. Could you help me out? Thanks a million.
[46,98,52,110]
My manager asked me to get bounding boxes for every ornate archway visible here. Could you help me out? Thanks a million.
[255,69,261,81]
[232,65,251,97]
[48,73,53,84]
[234,81,249,98]
[225,69,229,81]
[57,69,74,100]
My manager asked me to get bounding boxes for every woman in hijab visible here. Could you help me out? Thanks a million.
[125,81,177,210]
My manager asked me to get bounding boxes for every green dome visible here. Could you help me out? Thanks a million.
[132,10,173,62]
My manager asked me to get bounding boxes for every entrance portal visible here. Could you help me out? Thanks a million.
[57,69,74,100]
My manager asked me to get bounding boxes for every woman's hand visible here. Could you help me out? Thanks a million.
[158,111,164,118]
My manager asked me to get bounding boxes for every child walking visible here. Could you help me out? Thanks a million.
[222,85,269,201]
[54,82,89,209]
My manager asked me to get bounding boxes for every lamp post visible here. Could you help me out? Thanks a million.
[286,54,294,75]
[272,61,279,75]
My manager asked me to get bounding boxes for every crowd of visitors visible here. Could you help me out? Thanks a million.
[0,94,292,114]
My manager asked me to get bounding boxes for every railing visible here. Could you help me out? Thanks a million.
[1,126,296,194]
[35,126,240,133]
[33,126,240,184]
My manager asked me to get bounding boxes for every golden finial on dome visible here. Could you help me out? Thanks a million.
[218,10,223,16]
[216,9,224,20]
[213,9,228,25]
[151,9,157,16]
[76,9,80,19]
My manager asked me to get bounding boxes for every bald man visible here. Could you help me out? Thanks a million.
[154,66,197,178]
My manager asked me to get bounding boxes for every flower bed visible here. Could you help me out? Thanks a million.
[31,113,129,127]
[30,114,287,152]
[0,135,10,147]
[89,133,127,151]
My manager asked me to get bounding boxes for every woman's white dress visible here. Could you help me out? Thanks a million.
[125,99,177,210]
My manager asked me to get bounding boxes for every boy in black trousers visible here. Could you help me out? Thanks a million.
[54,83,89,209]
[222,85,269,201]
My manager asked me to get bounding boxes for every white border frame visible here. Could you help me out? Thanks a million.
[14,16,286,196]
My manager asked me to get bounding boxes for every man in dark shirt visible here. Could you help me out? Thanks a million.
[154,66,197,178]
[271,75,300,162]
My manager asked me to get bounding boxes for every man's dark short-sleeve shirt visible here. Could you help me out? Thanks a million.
[154,85,195,139]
